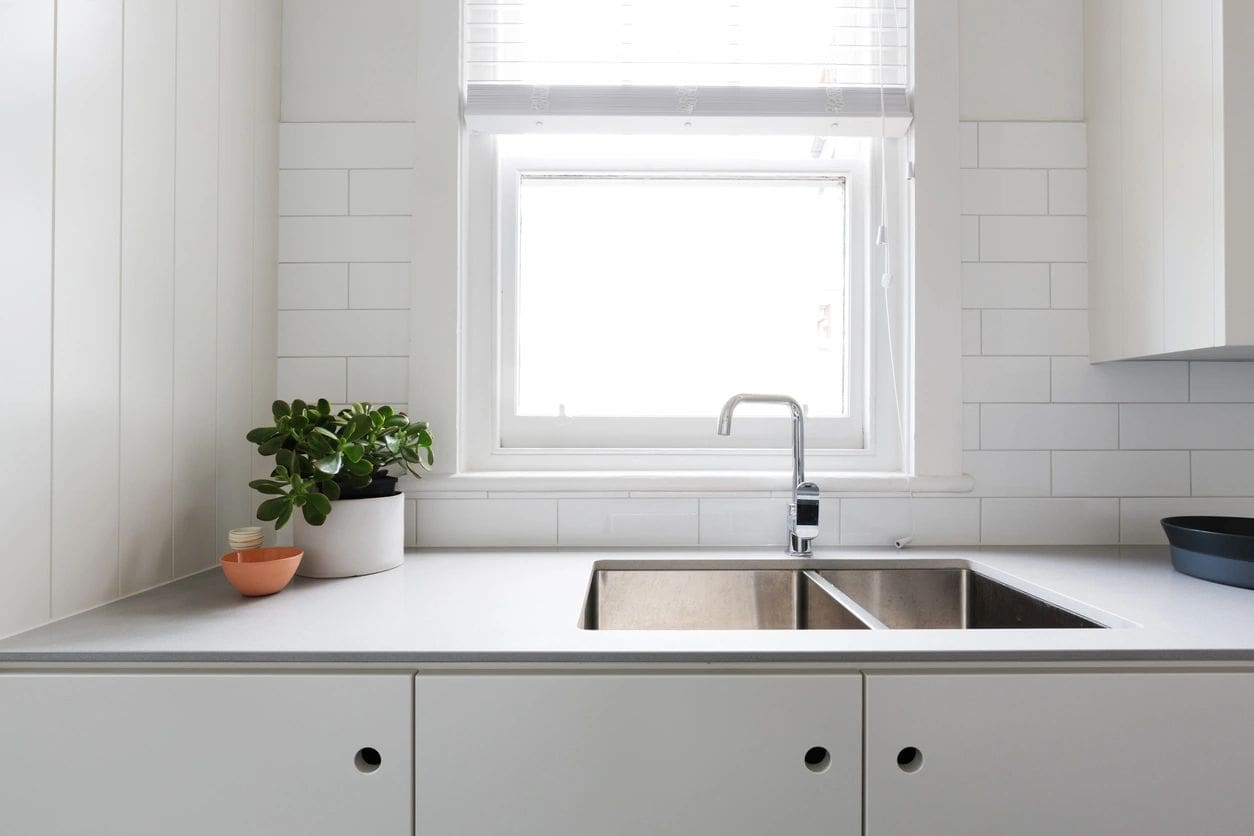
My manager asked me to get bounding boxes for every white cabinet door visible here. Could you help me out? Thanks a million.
[416,673,861,836]
[0,674,412,836]
[866,672,1254,836]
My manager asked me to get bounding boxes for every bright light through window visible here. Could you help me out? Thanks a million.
[514,174,848,419]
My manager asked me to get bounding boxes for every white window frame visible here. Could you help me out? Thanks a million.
[460,136,906,473]
[408,0,967,494]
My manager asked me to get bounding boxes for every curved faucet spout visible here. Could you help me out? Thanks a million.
[716,393,818,556]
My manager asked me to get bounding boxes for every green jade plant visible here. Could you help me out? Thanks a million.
[246,399,433,529]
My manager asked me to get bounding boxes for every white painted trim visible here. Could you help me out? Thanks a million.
[907,0,964,478]
[400,470,973,496]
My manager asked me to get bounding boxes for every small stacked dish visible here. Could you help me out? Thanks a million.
[228,526,264,551]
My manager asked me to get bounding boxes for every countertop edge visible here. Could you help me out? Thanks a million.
[6,649,1254,665]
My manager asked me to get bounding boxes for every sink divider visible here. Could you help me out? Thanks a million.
[803,570,889,631]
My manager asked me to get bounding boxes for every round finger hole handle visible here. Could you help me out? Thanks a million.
[804,746,831,773]
[896,746,923,773]
[355,747,382,774]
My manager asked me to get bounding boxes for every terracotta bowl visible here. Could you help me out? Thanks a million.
[220,547,303,597]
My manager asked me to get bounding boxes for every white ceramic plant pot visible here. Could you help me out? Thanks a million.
[293,492,405,578]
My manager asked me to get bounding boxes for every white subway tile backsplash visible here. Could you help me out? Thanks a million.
[1120,404,1254,450]
[962,263,1050,309]
[960,122,978,168]
[963,451,1051,496]
[963,357,1050,402]
[414,498,557,547]
[1191,451,1254,497]
[977,122,1086,168]
[840,498,980,546]
[349,169,412,215]
[960,169,1047,215]
[347,356,408,404]
[982,498,1118,545]
[981,309,1088,356]
[1120,498,1254,544]
[1189,362,1254,402]
[558,498,699,546]
[276,357,346,403]
[979,216,1086,262]
[981,404,1118,450]
[278,122,415,169]
[277,263,348,309]
[1052,451,1190,497]
[698,498,790,546]
[277,310,409,356]
[349,262,410,309]
[1047,169,1086,215]
[279,216,411,262]
[1050,357,1188,403]
[1049,263,1088,308]
[278,170,347,215]
[257,116,1254,552]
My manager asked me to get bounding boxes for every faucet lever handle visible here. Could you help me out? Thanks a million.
[792,481,820,540]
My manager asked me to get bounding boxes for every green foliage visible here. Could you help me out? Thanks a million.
[246,399,433,529]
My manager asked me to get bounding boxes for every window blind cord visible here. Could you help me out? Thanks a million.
[874,0,915,548]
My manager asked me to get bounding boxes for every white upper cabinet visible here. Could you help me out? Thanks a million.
[1086,0,1254,360]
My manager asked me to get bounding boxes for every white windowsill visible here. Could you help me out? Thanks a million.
[401,470,974,497]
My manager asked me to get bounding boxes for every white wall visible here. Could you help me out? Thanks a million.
[273,0,1254,550]
[0,0,281,639]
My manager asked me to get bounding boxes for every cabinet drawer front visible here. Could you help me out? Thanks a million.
[0,674,412,836]
[416,673,862,836]
[866,672,1254,836]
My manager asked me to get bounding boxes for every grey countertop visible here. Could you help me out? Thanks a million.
[3,546,1254,665]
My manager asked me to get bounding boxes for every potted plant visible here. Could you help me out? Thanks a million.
[246,399,433,578]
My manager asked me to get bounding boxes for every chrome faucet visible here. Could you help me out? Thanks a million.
[717,394,820,556]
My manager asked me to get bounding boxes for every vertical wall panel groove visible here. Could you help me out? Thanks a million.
[119,0,177,595]
[172,0,222,578]
[51,0,124,618]
[216,0,258,543]
[0,0,56,636]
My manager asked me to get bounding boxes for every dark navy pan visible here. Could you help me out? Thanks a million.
[1162,516,1254,589]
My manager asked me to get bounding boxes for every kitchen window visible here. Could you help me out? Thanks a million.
[456,0,915,474]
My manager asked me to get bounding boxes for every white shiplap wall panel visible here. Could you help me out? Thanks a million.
[119,0,177,596]
[51,0,124,617]
[0,0,55,636]
[216,0,258,545]
[172,0,222,579]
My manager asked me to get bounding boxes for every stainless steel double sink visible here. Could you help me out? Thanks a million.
[579,561,1103,630]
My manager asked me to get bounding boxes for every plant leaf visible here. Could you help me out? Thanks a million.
[272,400,290,420]
[343,443,364,463]
[314,452,344,475]
[321,479,341,501]
[246,426,277,444]
[306,492,332,516]
[345,457,373,476]
[256,496,288,522]
[275,504,293,530]
[248,479,286,496]
[291,398,307,416]
[301,505,326,526]
[317,398,331,415]
[275,448,295,472]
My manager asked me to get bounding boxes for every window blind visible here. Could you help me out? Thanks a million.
[463,0,912,135]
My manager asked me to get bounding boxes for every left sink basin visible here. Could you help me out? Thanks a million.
[580,568,873,630]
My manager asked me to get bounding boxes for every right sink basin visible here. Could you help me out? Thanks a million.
[816,567,1101,629]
